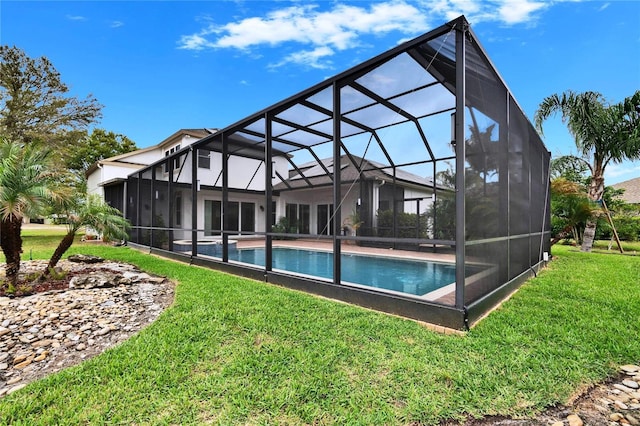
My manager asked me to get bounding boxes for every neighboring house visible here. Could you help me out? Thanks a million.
[86,128,216,213]
[612,177,640,206]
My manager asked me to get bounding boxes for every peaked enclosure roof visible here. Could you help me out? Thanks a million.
[194,16,480,164]
[188,14,538,176]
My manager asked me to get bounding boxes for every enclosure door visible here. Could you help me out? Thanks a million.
[204,200,222,236]
[299,204,310,234]
[241,202,255,232]
[225,202,239,232]
[317,204,334,235]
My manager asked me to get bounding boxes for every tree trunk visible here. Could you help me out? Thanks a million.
[42,231,76,279]
[551,224,574,246]
[581,171,605,252]
[0,216,23,290]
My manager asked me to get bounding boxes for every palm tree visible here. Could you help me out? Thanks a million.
[0,140,66,291]
[535,90,640,251]
[550,178,598,245]
[42,193,130,279]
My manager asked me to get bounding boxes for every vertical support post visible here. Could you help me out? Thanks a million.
[432,161,437,250]
[150,166,156,248]
[416,199,421,239]
[392,167,397,248]
[222,134,229,262]
[333,82,342,285]
[168,151,174,252]
[136,172,141,243]
[122,180,128,220]
[501,94,511,277]
[191,146,198,257]
[454,22,467,310]
[265,113,273,274]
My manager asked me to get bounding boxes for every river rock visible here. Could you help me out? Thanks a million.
[567,414,583,426]
[67,255,104,264]
[0,259,174,398]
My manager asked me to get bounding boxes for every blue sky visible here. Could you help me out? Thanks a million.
[2,0,639,183]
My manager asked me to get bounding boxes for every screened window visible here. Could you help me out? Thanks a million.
[198,149,211,169]
[164,144,181,173]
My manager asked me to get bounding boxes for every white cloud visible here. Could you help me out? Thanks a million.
[110,21,124,28]
[271,46,336,70]
[497,0,547,25]
[420,0,550,25]
[178,34,216,51]
[178,1,428,67]
[66,15,86,21]
[599,2,610,12]
[177,0,575,68]
[201,2,428,51]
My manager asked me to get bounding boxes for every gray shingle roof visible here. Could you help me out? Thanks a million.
[274,155,442,191]
[612,177,640,204]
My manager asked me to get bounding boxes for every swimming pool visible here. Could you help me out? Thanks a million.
[229,247,480,297]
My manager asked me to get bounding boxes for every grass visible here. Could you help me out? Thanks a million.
[1,229,639,424]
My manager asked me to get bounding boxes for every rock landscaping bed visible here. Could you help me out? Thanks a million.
[0,256,174,397]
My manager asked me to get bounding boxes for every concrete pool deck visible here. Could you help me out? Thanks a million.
[236,238,456,264]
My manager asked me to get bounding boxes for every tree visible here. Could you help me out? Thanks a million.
[42,193,130,279]
[65,128,137,176]
[535,90,640,252]
[550,155,590,183]
[0,45,102,149]
[550,178,597,245]
[0,140,67,291]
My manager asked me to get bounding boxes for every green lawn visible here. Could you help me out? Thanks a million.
[1,230,639,425]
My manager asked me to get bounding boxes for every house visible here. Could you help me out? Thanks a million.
[86,128,217,213]
[274,155,444,237]
[113,134,441,242]
[612,177,640,206]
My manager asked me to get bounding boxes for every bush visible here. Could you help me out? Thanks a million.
[595,216,640,241]
[377,210,429,238]
[613,216,640,241]
[272,217,297,239]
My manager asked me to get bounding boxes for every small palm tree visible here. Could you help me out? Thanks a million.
[0,140,66,291]
[535,90,640,252]
[550,178,598,245]
[42,193,130,279]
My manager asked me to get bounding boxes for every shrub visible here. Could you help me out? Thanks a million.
[377,210,429,238]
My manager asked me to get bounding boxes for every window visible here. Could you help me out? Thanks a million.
[204,200,222,236]
[205,200,255,235]
[164,144,181,173]
[241,203,255,232]
[225,202,240,232]
[198,149,211,169]
[271,201,277,226]
[317,204,334,235]
[286,203,310,234]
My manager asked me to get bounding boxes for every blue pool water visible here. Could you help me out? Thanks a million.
[229,247,474,296]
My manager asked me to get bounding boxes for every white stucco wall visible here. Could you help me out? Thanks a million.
[403,188,434,214]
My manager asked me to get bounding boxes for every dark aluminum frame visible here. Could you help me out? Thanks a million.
[125,16,551,330]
